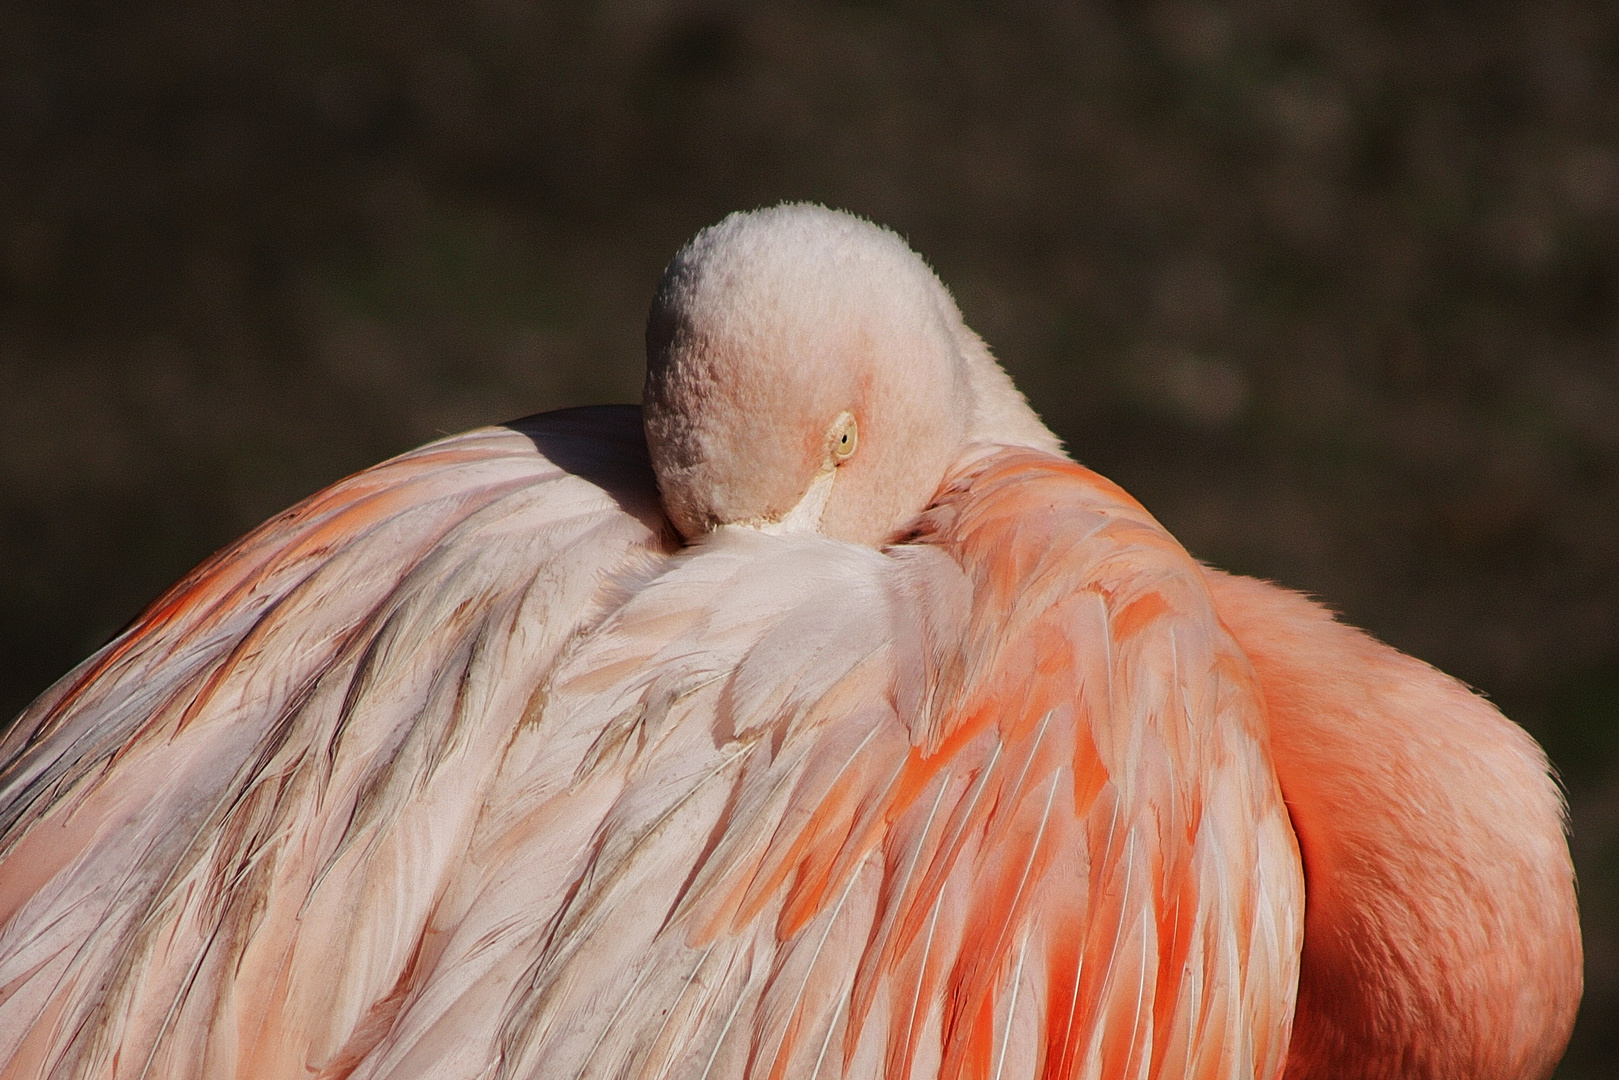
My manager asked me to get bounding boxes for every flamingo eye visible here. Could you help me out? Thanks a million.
[832,414,858,462]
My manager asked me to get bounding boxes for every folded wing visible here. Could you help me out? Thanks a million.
[0,406,672,1078]
[359,450,1303,1080]
[0,425,1305,1080]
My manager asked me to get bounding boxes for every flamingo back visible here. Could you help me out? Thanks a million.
[0,423,1304,1079]
[1204,571,1581,1080]
[0,407,671,1078]
[367,447,1304,1080]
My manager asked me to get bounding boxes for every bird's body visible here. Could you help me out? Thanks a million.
[0,207,1580,1079]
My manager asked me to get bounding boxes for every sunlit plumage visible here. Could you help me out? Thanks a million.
[0,206,1580,1079]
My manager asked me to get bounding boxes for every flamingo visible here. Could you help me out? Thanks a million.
[0,204,1580,1080]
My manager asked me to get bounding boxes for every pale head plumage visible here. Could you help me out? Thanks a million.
[644,203,1060,546]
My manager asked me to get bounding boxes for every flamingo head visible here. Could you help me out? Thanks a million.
[644,203,1059,546]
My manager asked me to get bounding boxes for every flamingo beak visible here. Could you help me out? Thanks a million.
[752,466,838,536]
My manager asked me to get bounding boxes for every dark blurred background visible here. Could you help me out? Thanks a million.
[1,0,1615,1072]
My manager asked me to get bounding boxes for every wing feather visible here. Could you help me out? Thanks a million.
[0,429,1304,1080]
[0,407,670,1078]
[358,449,1300,1080]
